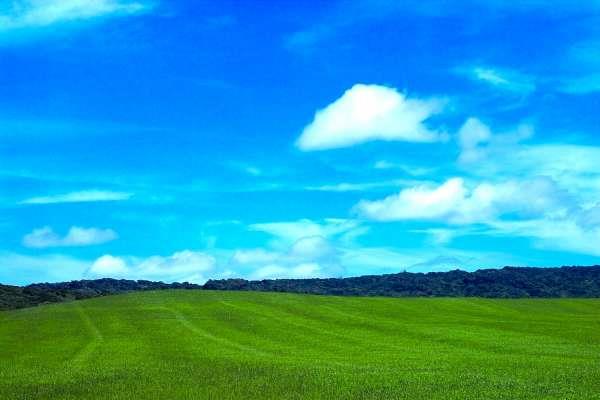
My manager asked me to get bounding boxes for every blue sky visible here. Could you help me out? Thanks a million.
[1,0,600,285]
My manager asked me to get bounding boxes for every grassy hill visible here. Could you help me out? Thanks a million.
[4,267,600,311]
[1,290,599,399]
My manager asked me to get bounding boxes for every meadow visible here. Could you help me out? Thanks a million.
[1,290,599,399]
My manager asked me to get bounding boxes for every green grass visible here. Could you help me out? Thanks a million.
[1,290,599,399]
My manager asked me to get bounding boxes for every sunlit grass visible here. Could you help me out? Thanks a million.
[1,290,599,399]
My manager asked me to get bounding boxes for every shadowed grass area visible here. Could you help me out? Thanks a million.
[1,290,599,399]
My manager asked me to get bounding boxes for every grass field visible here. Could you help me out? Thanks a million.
[1,290,599,399]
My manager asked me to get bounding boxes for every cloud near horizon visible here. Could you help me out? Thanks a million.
[231,235,344,280]
[88,250,216,283]
[296,84,446,151]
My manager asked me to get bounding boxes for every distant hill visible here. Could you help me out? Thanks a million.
[0,279,201,310]
[2,266,600,310]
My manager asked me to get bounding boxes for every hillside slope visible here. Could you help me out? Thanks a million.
[1,290,599,399]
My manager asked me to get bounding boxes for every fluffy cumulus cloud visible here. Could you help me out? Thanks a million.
[88,250,216,283]
[0,0,151,31]
[455,119,600,204]
[355,113,600,257]
[296,84,446,150]
[23,226,118,248]
[20,190,132,204]
[355,176,572,224]
[89,254,128,275]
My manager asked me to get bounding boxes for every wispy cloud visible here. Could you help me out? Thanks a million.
[248,218,363,246]
[305,179,413,192]
[0,0,153,32]
[558,39,600,94]
[458,66,536,95]
[560,74,600,94]
[20,190,132,204]
[23,226,118,248]
[373,160,434,176]
[286,0,599,52]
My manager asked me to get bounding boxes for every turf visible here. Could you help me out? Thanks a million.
[1,290,599,399]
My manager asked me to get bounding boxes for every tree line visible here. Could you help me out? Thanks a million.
[2,266,600,310]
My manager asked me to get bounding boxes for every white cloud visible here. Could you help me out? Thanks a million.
[226,161,264,177]
[89,254,128,276]
[305,179,413,192]
[373,160,433,176]
[465,66,536,94]
[248,218,361,245]
[356,176,571,224]
[487,219,600,257]
[88,250,216,283]
[579,204,600,229]
[357,178,469,222]
[457,118,534,165]
[23,226,118,248]
[423,228,460,246]
[444,117,600,256]
[289,236,335,259]
[457,117,492,163]
[337,245,529,276]
[455,120,600,204]
[0,0,151,31]
[0,251,90,285]
[232,235,343,280]
[231,248,278,265]
[244,166,262,176]
[20,190,132,204]
[296,84,446,151]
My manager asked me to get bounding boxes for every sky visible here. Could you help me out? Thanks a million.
[1,0,600,285]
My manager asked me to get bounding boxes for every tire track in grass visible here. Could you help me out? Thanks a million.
[217,300,446,372]
[166,306,271,357]
[218,300,367,346]
[70,303,104,369]
[217,300,398,370]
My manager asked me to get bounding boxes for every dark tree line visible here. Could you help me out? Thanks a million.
[0,279,201,310]
[204,266,600,298]
[2,266,600,310]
